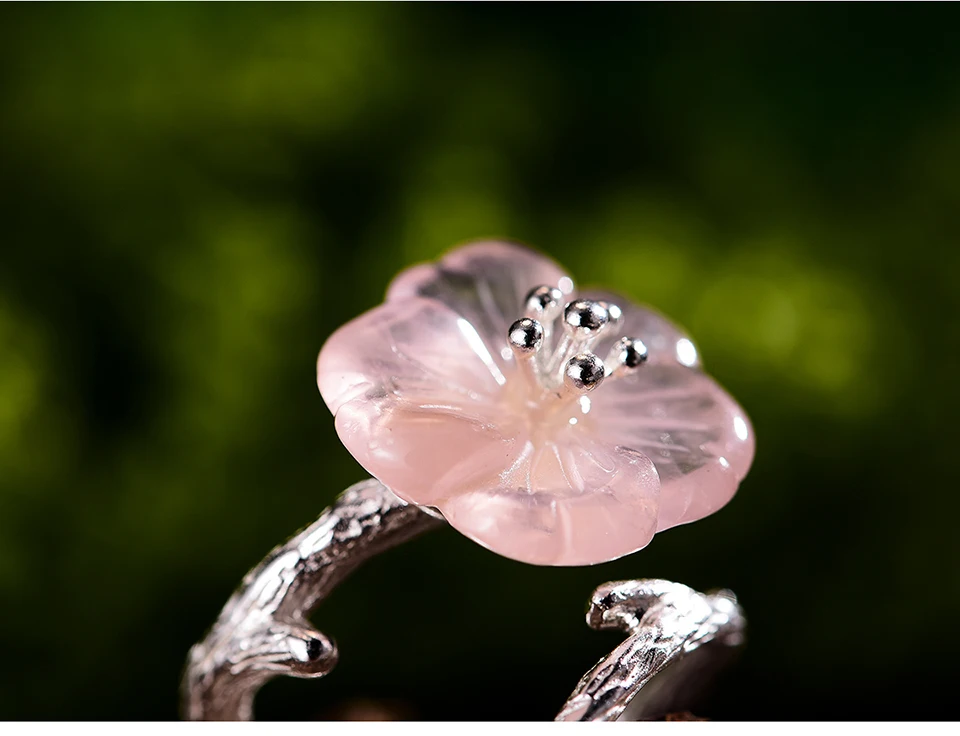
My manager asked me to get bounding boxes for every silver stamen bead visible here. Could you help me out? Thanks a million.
[524,285,564,318]
[563,353,606,393]
[563,300,610,336]
[508,318,544,354]
[606,336,648,376]
[509,317,545,393]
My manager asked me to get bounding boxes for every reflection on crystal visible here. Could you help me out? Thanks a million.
[734,416,748,441]
[676,338,698,367]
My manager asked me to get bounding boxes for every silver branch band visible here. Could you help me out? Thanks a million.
[558,579,745,721]
[182,479,745,721]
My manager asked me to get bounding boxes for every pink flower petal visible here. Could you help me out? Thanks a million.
[318,296,525,505]
[588,362,754,531]
[439,437,660,566]
[318,296,510,414]
[387,240,573,357]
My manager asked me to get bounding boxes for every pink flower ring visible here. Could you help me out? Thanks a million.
[317,241,754,566]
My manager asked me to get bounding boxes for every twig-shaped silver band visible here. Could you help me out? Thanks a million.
[182,479,745,721]
[182,479,442,720]
[558,579,745,721]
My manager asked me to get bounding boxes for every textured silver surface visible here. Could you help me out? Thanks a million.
[182,479,442,721]
[183,482,745,721]
[556,579,745,721]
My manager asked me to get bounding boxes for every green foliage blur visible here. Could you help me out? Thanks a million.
[1,3,958,721]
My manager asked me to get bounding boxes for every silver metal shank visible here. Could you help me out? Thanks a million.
[556,579,745,721]
[182,479,442,721]
[182,481,745,721]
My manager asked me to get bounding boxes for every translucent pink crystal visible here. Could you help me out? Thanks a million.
[317,240,754,566]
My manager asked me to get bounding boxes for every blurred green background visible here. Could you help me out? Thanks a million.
[1,3,958,721]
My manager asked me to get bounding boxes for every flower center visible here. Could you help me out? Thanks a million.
[506,283,649,412]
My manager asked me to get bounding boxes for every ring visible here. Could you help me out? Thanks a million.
[182,240,755,720]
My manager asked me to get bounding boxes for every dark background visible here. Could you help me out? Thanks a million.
[1,3,958,721]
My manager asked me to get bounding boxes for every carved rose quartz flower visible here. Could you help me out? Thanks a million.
[317,241,754,566]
